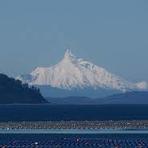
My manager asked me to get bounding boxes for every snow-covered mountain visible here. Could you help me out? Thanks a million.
[17,49,148,97]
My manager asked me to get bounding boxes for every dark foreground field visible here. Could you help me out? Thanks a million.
[0,104,148,121]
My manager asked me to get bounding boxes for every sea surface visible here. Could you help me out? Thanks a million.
[0,104,148,121]
[0,133,148,147]
[1,105,148,147]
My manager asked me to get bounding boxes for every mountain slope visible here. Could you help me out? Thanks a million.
[17,49,148,98]
[0,73,47,104]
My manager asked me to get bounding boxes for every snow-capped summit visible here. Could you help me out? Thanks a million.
[17,49,147,93]
[63,49,74,59]
[135,81,148,90]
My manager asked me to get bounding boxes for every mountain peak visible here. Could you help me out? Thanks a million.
[17,49,148,92]
[64,49,75,60]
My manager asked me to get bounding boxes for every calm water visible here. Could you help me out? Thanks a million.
[0,104,148,121]
[1,129,148,134]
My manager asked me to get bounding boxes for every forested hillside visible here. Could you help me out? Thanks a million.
[0,73,47,103]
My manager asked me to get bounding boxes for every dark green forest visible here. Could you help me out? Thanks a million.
[0,73,47,103]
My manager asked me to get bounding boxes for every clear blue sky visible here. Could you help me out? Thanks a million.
[0,0,147,82]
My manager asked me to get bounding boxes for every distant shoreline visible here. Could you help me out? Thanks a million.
[0,120,148,130]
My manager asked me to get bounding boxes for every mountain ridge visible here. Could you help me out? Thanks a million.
[46,91,148,104]
[17,49,148,98]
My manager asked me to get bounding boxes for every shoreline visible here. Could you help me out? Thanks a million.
[1,120,148,130]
